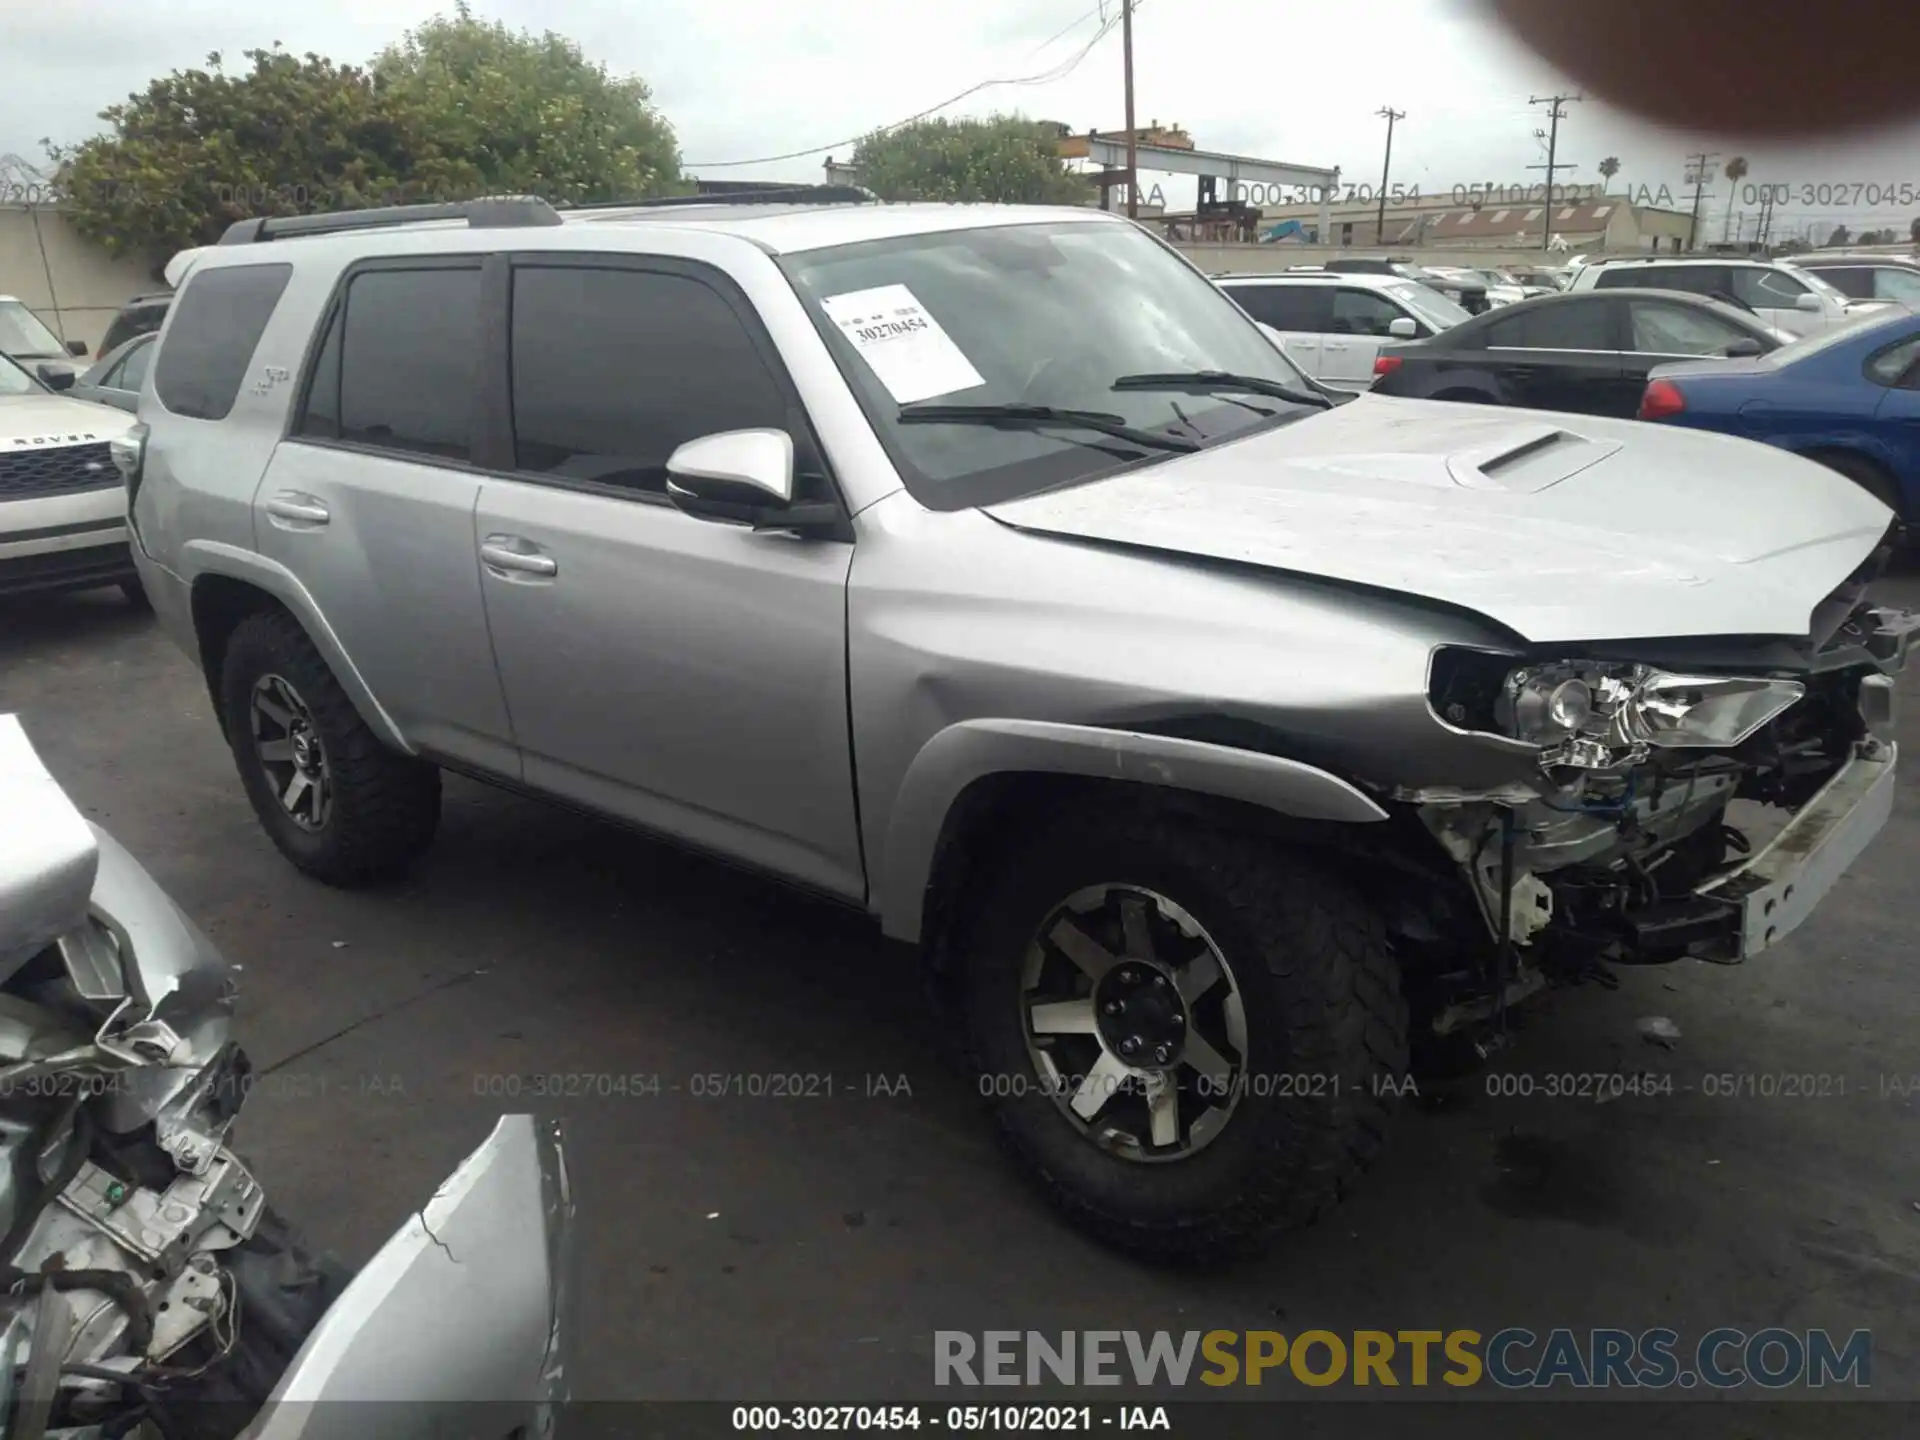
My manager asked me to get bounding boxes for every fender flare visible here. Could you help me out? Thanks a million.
[180,539,413,754]
[875,718,1388,944]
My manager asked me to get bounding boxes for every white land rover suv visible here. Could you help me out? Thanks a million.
[0,351,143,603]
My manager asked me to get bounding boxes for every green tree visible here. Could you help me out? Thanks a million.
[47,45,419,264]
[1910,215,1920,244]
[46,5,681,268]
[1829,222,1851,246]
[1597,156,1620,191]
[372,3,682,205]
[849,115,1092,205]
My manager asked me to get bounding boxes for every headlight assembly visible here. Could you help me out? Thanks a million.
[1432,649,1805,770]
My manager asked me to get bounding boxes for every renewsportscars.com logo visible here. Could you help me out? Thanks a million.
[934,1329,1872,1390]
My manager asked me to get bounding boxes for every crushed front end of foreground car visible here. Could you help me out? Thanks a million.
[0,715,572,1439]
[1407,555,1913,1041]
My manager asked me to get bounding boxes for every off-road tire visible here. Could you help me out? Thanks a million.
[953,805,1408,1263]
[219,609,440,885]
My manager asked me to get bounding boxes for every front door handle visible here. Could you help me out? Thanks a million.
[264,492,329,527]
[480,536,558,578]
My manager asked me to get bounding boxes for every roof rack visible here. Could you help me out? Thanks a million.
[216,195,564,246]
[565,184,880,211]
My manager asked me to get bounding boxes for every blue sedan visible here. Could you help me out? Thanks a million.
[1637,307,1920,520]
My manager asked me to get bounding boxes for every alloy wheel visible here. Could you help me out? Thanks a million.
[250,673,332,832]
[1019,884,1248,1162]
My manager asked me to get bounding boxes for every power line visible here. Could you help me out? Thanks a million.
[684,8,1124,170]
[1525,91,1580,253]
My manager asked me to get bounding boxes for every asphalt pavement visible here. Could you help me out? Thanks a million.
[1,572,1916,1432]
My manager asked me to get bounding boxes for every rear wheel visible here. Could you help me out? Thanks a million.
[954,805,1408,1262]
[218,610,440,885]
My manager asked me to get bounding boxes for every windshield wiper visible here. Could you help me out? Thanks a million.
[1110,371,1332,409]
[895,402,1201,453]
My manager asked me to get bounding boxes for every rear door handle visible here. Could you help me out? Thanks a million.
[264,492,329,527]
[480,536,558,578]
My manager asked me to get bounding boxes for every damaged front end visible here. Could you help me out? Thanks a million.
[1403,572,1914,1040]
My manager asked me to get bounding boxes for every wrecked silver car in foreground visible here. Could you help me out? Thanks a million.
[0,716,570,1438]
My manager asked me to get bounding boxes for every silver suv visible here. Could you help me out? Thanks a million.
[123,194,1914,1259]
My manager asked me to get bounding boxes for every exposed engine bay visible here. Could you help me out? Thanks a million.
[0,845,339,1440]
[1400,581,1915,1045]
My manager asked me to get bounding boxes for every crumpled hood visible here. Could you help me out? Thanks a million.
[984,394,1893,644]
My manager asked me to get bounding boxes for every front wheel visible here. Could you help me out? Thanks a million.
[955,807,1408,1262]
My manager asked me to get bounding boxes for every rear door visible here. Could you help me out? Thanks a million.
[1219,282,1330,379]
[252,259,517,776]
[1478,297,1626,414]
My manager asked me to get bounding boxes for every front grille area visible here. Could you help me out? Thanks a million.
[0,443,118,501]
[0,541,133,597]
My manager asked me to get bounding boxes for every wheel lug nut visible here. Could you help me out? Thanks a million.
[1104,1000,1124,1016]
[1153,975,1168,988]
[1154,1044,1171,1064]
[1118,1037,1138,1056]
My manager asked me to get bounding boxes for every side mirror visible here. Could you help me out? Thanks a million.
[1388,316,1419,339]
[664,429,840,537]
[1795,292,1824,313]
[35,362,76,391]
[66,339,89,357]
[1723,337,1765,358]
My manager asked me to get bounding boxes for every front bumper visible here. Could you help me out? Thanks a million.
[1693,742,1898,961]
[0,486,133,596]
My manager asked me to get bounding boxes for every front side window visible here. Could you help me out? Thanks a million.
[1384,282,1470,329]
[112,338,155,392]
[154,263,292,421]
[1629,301,1754,355]
[507,265,795,495]
[1873,268,1920,304]
[1814,267,1874,299]
[324,266,480,460]
[1736,268,1810,307]
[0,299,67,359]
[781,220,1328,508]
[1330,288,1407,337]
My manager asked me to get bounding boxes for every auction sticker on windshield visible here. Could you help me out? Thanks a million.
[819,284,985,404]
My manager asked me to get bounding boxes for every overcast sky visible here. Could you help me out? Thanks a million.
[7,0,1919,242]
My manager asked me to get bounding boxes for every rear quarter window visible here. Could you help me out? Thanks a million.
[154,263,293,421]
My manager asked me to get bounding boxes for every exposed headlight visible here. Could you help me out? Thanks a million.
[1621,673,1807,749]
[1436,650,1808,770]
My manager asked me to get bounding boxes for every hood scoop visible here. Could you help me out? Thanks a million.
[1446,423,1622,494]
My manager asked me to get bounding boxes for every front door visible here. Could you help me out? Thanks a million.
[471,256,864,900]
[1479,296,1626,414]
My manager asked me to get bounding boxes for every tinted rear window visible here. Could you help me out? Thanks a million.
[100,301,170,356]
[154,264,291,421]
[1484,299,1613,349]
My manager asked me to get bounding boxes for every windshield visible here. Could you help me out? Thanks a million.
[1385,282,1472,329]
[0,300,67,359]
[779,220,1327,507]
[0,353,39,398]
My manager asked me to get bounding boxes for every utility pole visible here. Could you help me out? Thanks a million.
[1684,150,1718,250]
[1122,0,1138,219]
[1375,107,1404,245]
[1526,92,1581,251]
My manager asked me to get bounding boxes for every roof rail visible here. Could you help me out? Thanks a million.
[565,184,881,211]
[215,195,564,246]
